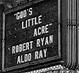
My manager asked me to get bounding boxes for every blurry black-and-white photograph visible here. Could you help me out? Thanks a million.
[0,0,79,73]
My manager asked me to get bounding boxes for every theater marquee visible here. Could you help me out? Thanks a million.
[2,0,61,71]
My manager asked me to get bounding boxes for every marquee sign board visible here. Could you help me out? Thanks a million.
[2,0,61,71]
